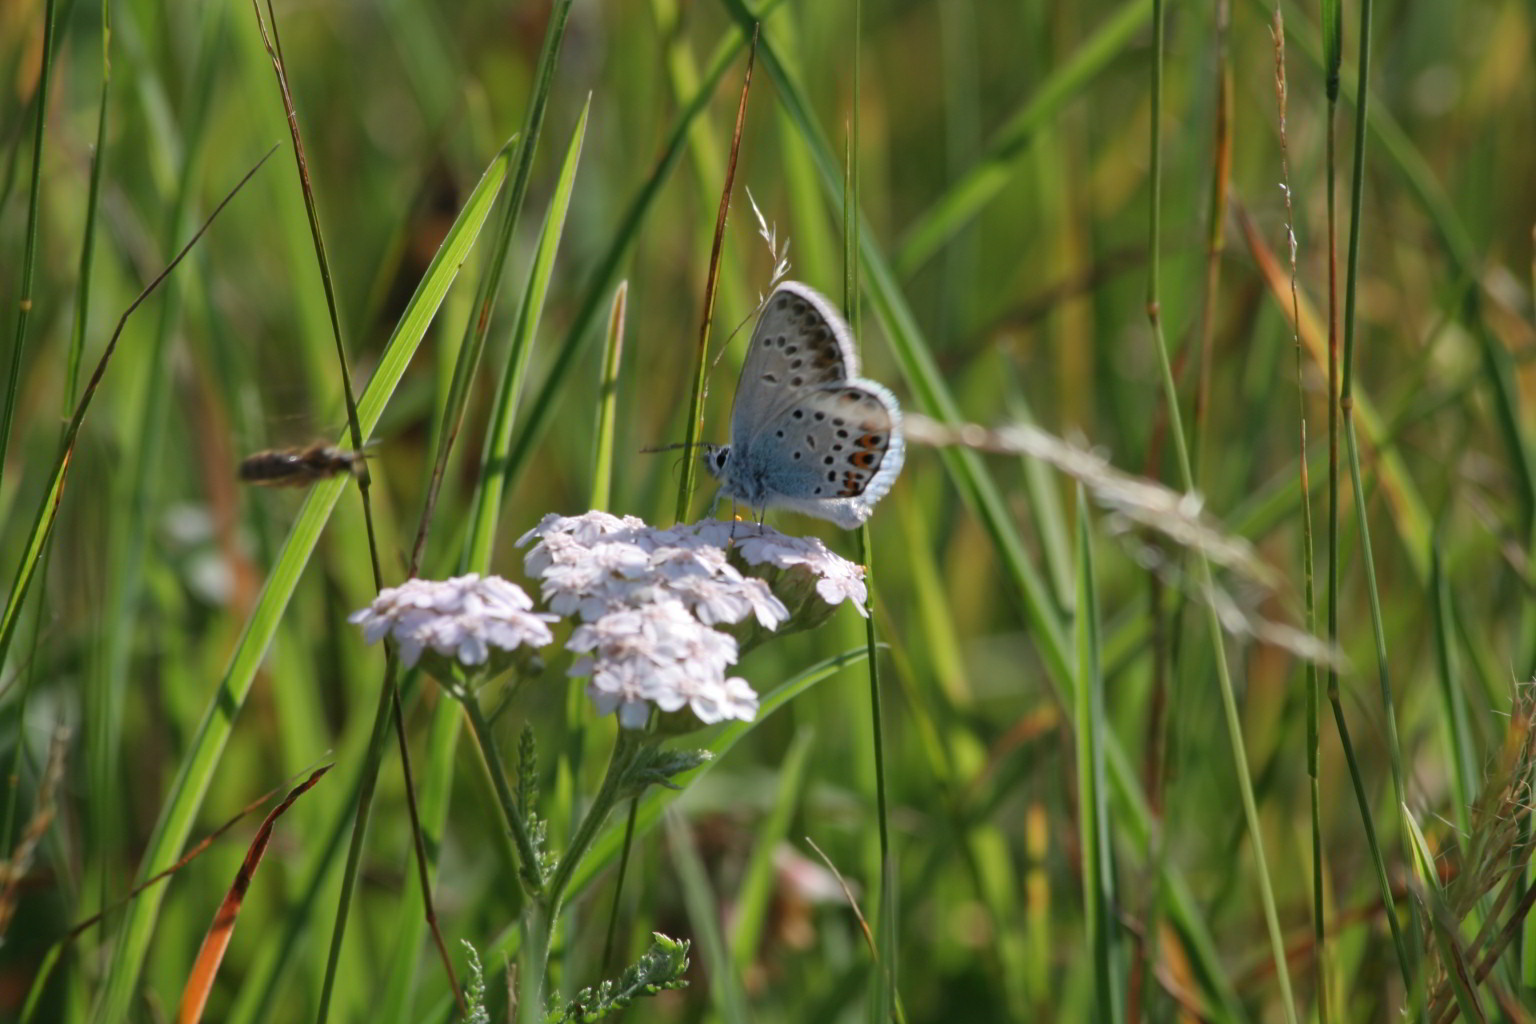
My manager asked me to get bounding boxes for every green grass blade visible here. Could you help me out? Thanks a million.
[0,0,56,495]
[666,811,749,1022]
[464,96,588,572]
[727,727,814,976]
[1074,491,1122,1022]
[64,0,111,405]
[590,281,628,511]
[379,697,464,1024]
[90,141,511,1024]
[412,0,575,572]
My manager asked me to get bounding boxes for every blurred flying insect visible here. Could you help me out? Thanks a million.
[238,443,368,487]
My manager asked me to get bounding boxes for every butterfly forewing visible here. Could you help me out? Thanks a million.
[732,283,858,448]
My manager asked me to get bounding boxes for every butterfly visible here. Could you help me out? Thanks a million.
[703,281,904,529]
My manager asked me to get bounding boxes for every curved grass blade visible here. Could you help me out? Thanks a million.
[0,145,277,686]
[91,140,512,1024]
[175,766,333,1024]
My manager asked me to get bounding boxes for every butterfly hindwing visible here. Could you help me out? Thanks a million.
[732,382,904,527]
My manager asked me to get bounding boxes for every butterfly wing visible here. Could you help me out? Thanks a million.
[730,282,859,451]
[741,380,905,528]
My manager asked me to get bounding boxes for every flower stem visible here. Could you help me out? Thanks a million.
[549,731,642,903]
[457,685,545,895]
[523,730,643,1021]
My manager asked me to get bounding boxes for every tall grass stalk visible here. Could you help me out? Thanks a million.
[1271,11,1329,1018]
[1318,0,1419,1006]
[499,13,774,493]
[1074,490,1122,1022]
[845,8,897,1010]
[1189,0,1231,488]
[1337,0,1413,852]
[64,0,111,404]
[1145,0,1297,1018]
[674,28,756,523]
[591,283,632,972]
[465,97,589,571]
[0,0,56,495]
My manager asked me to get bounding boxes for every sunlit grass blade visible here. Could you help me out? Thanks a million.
[90,141,511,1024]
[464,96,588,571]
[591,281,628,511]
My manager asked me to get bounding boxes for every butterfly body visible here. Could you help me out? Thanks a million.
[704,282,904,529]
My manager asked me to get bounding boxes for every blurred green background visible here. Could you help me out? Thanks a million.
[3,0,1535,1020]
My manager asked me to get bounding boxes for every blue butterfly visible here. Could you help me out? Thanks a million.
[704,282,904,529]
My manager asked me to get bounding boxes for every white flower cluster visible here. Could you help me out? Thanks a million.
[349,573,555,669]
[714,520,870,613]
[518,512,868,729]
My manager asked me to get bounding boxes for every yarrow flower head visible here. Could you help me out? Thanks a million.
[349,573,555,675]
[518,512,868,730]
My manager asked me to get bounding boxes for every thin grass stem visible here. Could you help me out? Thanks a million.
[1146,1,1298,1018]
[675,25,758,523]
[1271,10,1329,1018]
[0,0,56,495]
[845,6,896,1016]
